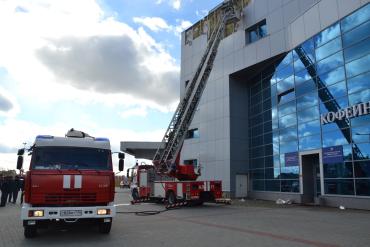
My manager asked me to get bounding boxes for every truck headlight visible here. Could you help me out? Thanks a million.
[28,210,44,217]
[97,209,110,215]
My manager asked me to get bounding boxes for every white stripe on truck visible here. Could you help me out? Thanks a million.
[74,175,82,189]
[63,175,71,189]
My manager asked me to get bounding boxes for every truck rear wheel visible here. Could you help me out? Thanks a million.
[98,221,112,234]
[24,225,37,238]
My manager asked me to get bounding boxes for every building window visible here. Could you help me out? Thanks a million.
[186,128,199,139]
[184,159,198,167]
[246,19,267,44]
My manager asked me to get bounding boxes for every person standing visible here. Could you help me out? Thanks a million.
[12,176,20,204]
[8,177,16,203]
[0,176,10,207]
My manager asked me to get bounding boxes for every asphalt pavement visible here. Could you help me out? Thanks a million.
[0,189,370,247]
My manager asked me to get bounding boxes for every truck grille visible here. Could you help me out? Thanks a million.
[45,193,97,203]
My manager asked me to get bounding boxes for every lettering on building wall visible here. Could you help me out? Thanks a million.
[320,101,370,125]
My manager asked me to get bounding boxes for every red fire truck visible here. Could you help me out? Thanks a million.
[16,129,124,238]
[127,162,223,205]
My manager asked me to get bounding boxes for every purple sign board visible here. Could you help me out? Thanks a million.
[323,146,343,164]
[285,152,299,167]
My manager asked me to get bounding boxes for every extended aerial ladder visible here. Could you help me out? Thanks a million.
[153,1,239,179]
[294,47,364,159]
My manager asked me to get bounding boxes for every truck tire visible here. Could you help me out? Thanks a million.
[24,225,37,238]
[132,188,139,200]
[167,191,176,205]
[98,221,112,234]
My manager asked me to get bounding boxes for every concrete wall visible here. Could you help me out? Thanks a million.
[179,0,369,192]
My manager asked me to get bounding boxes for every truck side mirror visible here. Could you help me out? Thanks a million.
[17,148,25,156]
[118,152,125,159]
[119,159,124,171]
[17,155,23,170]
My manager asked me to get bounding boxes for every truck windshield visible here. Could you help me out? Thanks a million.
[31,147,111,170]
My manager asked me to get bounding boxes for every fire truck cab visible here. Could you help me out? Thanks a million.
[17,129,124,238]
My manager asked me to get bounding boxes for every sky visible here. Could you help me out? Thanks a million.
[0,0,222,171]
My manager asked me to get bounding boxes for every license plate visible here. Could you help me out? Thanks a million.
[60,210,82,217]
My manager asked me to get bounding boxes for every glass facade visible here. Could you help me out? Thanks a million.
[249,4,370,197]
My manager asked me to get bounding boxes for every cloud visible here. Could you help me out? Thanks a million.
[155,0,182,10]
[120,106,148,119]
[0,0,181,109]
[36,32,179,105]
[133,17,171,32]
[171,0,181,10]
[0,93,13,112]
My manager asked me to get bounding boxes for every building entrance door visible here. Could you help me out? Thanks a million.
[235,174,248,198]
[301,153,321,204]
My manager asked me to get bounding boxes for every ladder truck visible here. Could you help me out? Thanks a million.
[127,1,239,206]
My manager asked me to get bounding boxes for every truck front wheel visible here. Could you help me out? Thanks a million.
[24,225,37,238]
[98,221,112,234]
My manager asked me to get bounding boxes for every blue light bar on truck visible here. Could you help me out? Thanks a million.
[95,137,109,142]
[36,135,54,140]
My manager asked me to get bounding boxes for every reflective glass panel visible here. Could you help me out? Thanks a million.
[317,51,344,75]
[281,180,300,192]
[296,79,316,97]
[296,91,318,110]
[322,129,350,147]
[341,4,370,33]
[249,30,258,43]
[343,37,370,62]
[324,162,353,178]
[279,140,298,153]
[259,23,268,37]
[263,88,271,99]
[320,96,348,114]
[345,53,370,77]
[342,20,370,47]
[298,119,321,137]
[318,66,345,87]
[251,83,261,96]
[279,126,297,142]
[355,179,370,196]
[299,134,321,151]
[265,155,273,168]
[294,38,315,62]
[250,158,264,169]
[315,37,342,61]
[279,113,297,128]
[252,180,265,191]
[295,68,313,84]
[264,131,273,144]
[265,168,280,179]
[294,58,305,72]
[276,52,293,71]
[279,100,296,117]
[354,160,370,177]
[355,143,370,160]
[324,179,354,195]
[277,75,294,93]
[280,166,299,178]
[276,64,294,82]
[347,71,370,94]
[265,180,280,191]
[348,89,370,105]
[297,106,319,123]
[351,114,370,127]
[343,144,353,161]
[251,169,264,179]
[321,80,347,99]
[352,126,370,143]
[278,91,295,105]
[315,22,340,48]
